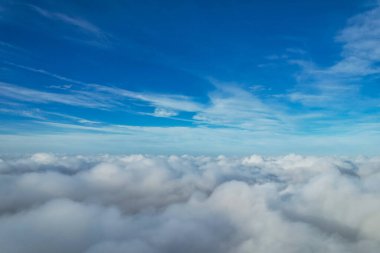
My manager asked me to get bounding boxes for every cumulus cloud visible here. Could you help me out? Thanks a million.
[0,153,379,253]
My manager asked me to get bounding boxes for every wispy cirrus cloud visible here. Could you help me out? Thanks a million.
[0,40,30,60]
[283,3,380,110]
[28,5,105,38]
[1,61,377,137]
[25,4,111,48]
[2,60,203,118]
[0,82,116,109]
[3,61,86,85]
[292,3,380,79]
[0,108,46,120]
[91,84,204,113]
[286,83,361,108]
[332,4,380,76]
[1,60,203,121]
[193,83,288,131]
[0,41,24,52]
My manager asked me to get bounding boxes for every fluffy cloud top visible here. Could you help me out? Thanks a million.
[0,153,379,253]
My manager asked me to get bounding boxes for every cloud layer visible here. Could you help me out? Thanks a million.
[0,153,379,253]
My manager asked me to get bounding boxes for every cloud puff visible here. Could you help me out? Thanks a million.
[0,153,379,253]
[153,108,178,117]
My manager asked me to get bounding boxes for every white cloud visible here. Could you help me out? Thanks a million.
[4,61,85,85]
[285,3,380,111]
[286,83,360,108]
[334,5,380,76]
[24,4,111,48]
[0,154,379,252]
[0,41,25,52]
[153,108,178,117]
[0,82,117,109]
[91,84,204,112]
[30,153,57,164]
[29,5,105,38]
[193,84,287,131]
[292,3,380,79]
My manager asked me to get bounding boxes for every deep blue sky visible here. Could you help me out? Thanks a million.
[1,0,380,155]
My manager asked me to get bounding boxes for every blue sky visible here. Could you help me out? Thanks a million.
[1,0,380,155]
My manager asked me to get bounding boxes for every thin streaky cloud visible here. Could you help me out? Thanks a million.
[0,107,102,125]
[280,3,380,112]
[90,84,204,112]
[4,61,86,85]
[290,3,380,80]
[0,82,113,109]
[0,108,46,120]
[280,3,380,111]
[28,4,105,38]
[4,61,290,131]
[0,41,24,52]
[0,66,377,136]
[3,61,202,114]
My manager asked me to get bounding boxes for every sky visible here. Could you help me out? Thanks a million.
[1,2,380,251]
[1,0,380,155]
